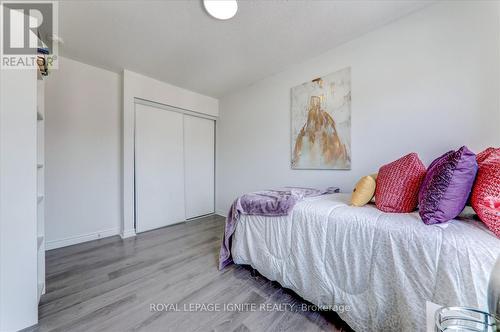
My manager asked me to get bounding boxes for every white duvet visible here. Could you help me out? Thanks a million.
[231,193,500,331]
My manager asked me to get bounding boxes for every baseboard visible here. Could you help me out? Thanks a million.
[215,210,227,218]
[45,227,120,250]
[120,228,136,239]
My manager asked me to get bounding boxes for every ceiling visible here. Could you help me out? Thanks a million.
[58,0,434,98]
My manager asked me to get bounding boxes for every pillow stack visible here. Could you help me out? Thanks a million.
[349,146,499,238]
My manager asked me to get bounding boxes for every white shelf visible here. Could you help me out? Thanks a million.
[37,76,45,306]
[37,236,44,250]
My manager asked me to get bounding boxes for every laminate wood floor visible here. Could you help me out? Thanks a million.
[36,215,352,332]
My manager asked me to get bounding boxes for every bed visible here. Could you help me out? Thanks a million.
[230,193,500,331]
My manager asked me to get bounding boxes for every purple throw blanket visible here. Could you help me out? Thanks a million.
[218,187,339,270]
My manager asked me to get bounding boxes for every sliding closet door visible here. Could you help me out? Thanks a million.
[135,103,185,232]
[184,115,215,219]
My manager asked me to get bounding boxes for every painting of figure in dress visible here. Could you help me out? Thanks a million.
[291,67,351,169]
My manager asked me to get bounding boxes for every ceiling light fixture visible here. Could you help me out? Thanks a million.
[203,0,238,20]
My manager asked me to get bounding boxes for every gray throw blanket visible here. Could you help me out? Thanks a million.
[218,187,339,270]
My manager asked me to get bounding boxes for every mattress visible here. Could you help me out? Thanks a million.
[231,193,500,331]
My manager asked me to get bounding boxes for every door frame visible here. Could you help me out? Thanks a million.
[134,98,217,122]
[122,71,218,239]
[132,98,216,234]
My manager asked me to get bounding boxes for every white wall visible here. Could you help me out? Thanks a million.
[122,70,218,237]
[123,70,219,118]
[216,1,500,214]
[44,56,122,249]
[44,60,218,247]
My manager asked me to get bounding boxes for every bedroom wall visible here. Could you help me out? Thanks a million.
[45,58,219,248]
[45,56,122,249]
[216,1,500,215]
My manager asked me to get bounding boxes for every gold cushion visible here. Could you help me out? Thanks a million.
[351,174,377,207]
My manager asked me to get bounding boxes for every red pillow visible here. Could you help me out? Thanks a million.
[471,148,500,237]
[477,147,496,164]
[375,153,426,213]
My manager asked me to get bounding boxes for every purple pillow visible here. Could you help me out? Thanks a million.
[418,146,478,225]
